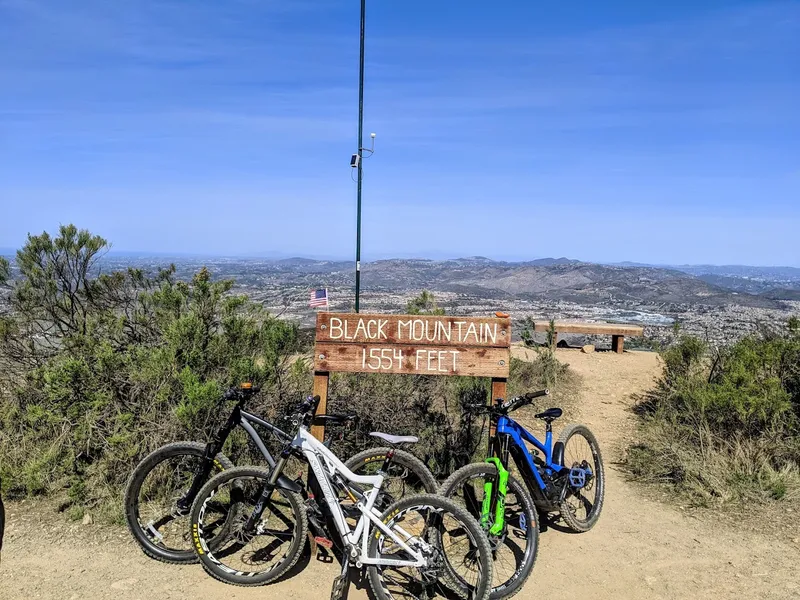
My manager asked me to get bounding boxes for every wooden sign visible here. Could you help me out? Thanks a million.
[315,343,509,377]
[311,312,511,440]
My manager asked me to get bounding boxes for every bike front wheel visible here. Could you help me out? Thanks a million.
[124,441,234,564]
[367,493,494,600]
[438,462,539,599]
[189,466,308,587]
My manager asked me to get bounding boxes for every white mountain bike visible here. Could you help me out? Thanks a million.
[189,395,494,600]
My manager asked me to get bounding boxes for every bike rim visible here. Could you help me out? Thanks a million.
[562,432,601,524]
[376,504,484,600]
[196,475,299,578]
[135,454,222,553]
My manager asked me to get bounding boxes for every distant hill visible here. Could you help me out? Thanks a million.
[6,253,785,310]
[201,256,783,309]
[521,257,582,266]
[760,288,800,301]
[357,261,780,308]
[609,262,800,298]
[672,264,800,280]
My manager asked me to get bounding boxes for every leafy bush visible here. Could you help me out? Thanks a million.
[405,290,445,315]
[628,323,800,505]
[0,226,305,512]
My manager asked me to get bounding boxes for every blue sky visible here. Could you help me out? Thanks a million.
[1,0,798,265]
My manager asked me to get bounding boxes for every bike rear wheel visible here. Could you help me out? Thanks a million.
[368,493,494,600]
[557,424,605,532]
[124,441,234,564]
[190,466,308,587]
[345,447,437,512]
[438,462,539,599]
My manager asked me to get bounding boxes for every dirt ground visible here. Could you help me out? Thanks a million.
[2,349,799,599]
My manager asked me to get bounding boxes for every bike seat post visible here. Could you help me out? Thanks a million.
[377,448,396,475]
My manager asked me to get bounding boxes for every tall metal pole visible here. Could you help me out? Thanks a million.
[354,0,366,313]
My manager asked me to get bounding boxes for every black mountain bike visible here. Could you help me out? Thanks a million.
[125,384,436,564]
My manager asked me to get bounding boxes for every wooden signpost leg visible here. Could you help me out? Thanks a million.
[311,371,329,442]
[488,377,507,448]
[612,335,624,354]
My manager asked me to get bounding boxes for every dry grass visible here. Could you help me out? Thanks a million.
[627,414,800,508]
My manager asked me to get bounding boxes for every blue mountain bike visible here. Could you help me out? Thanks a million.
[439,389,605,600]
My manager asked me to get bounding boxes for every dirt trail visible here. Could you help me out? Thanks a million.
[2,349,799,600]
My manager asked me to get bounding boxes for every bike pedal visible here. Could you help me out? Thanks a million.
[315,536,334,550]
[331,574,349,600]
[330,561,350,600]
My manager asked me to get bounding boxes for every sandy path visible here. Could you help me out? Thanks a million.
[2,349,799,599]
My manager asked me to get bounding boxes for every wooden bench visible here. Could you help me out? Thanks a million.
[532,321,644,353]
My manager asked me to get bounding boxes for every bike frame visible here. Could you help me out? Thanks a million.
[179,402,289,509]
[496,415,566,486]
[238,408,291,467]
[294,426,427,568]
[492,414,567,511]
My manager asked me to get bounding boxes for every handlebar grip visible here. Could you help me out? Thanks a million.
[523,389,550,401]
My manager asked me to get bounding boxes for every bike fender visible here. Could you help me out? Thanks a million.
[277,475,302,493]
[552,441,565,467]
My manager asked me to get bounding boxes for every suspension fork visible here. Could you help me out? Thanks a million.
[481,435,511,535]
[177,404,241,511]
[244,445,291,533]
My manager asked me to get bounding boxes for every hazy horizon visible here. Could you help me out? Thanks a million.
[2,244,798,270]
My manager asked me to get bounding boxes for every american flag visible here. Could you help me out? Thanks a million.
[309,288,329,308]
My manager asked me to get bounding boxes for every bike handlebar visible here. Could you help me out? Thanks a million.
[464,389,550,416]
[501,388,549,413]
[293,395,321,420]
[523,389,551,401]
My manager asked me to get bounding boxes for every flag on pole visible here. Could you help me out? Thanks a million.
[309,288,329,308]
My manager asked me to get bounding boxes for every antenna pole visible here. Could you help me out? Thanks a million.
[354,0,366,313]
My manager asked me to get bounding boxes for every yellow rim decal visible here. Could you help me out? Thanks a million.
[192,523,204,555]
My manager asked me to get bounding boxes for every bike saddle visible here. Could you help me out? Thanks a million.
[534,408,563,422]
[312,412,358,426]
[369,432,419,445]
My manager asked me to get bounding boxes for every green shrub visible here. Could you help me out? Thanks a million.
[0,226,304,511]
[628,323,800,506]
